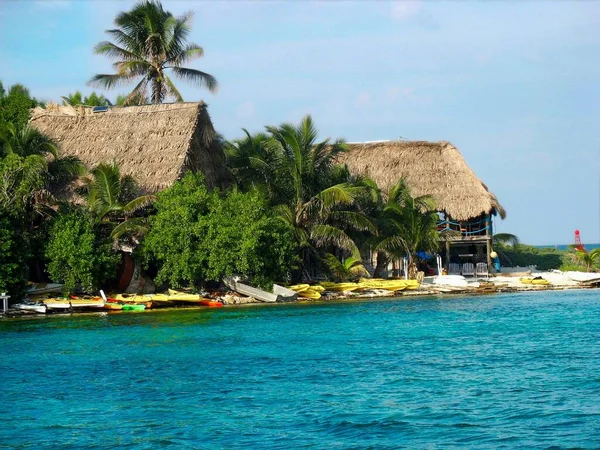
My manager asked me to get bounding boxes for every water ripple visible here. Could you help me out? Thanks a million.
[1,290,600,448]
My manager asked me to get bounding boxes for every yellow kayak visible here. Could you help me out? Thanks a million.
[320,283,360,292]
[289,284,310,293]
[520,277,550,285]
[167,289,202,301]
[298,289,322,299]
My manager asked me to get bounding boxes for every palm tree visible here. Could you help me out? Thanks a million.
[267,117,374,260]
[81,163,156,239]
[0,122,84,211]
[323,252,370,281]
[89,0,217,105]
[494,233,520,247]
[575,248,600,272]
[373,179,440,279]
[62,91,112,107]
[227,116,375,276]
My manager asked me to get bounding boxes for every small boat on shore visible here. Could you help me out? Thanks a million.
[16,303,47,313]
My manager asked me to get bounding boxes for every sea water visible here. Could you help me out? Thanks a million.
[1,290,599,449]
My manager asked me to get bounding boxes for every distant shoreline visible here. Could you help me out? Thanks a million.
[535,243,600,251]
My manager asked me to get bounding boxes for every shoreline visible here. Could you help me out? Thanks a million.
[2,282,598,319]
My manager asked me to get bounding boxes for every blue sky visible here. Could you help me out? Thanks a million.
[1,0,599,245]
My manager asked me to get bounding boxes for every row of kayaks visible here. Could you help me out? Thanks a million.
[288,279,421,299]
[520,277,551,286]
[19,290,224,313]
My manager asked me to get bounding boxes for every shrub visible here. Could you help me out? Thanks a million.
[45,212,119,294]
[0,211,30,301]
[140,173,298,290]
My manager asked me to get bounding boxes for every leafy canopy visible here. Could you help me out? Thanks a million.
[140,172,297,289]
[45,211,120,295]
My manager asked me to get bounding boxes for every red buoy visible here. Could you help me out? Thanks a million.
[574,230,586,252]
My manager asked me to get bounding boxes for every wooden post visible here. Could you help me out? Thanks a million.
[445,239,451,270]
[485,214,492,267]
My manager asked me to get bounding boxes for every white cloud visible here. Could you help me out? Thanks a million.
[389,0,421,20]
[236,101,255,118]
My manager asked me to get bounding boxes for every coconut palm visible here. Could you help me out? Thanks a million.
[575,248,600,272]
[0,122,84,211]
[62,91,112,107]
[81,163,156,238]
[227,116,375,276]
[89,0,217,105]
[373,178,440,279]
[323,252,370,281]
[494,232,520,247]
[266,116,374,258]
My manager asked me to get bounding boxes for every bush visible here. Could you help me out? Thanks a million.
[45,212,119,295]
[499,244,576,271]
[0,211,30,301]
[140,173,297,290]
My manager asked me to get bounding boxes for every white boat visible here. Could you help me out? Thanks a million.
[43,299,72,310]
[223,278,297,303]
[566,271,600,284]
[433,275,470,287]
[17,303,47,313]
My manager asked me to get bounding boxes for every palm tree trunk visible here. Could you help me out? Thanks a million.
[153,79,161,104]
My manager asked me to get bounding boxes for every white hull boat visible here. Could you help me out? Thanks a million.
[17,303,47,313]
[223,278,297,303]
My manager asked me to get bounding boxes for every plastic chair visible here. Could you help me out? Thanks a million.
[476,262,489,278]
[462,263,475,277]
[448,263,461,275]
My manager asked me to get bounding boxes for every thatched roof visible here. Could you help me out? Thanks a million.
[338,140,505,220]
[30,102,230,192]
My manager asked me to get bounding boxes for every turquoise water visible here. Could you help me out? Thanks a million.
[1,290,599,448]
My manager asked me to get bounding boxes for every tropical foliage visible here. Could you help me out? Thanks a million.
[45,211,120,295]
[226,115,375,278]
[89,0,217,105]
[574,248,600,272]
[0,212,31,300]
[371,179,439,278]
[62,91,112,107]
[79,162,155,238]
[323,252,370,282]
[140,173,297,289]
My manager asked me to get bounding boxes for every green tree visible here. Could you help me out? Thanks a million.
[139,172,211,288]
[323,252,369,282]
[62,91,112,107]
[0,123,84,211]
[203,188,297,288]
[226,116,374,277]
[89,0,217,105]
[45,211,120,295]
[0,83,40,130]
[0,211,31,301]
[575,248,600,272]
[140,173,297,289]
[373,179,440,279]
[80,162,156,238]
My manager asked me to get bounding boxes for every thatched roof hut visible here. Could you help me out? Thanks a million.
[338,140,505,221]
[30,102,230,192]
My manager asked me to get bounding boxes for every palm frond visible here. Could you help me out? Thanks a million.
[310,224,359,254]
[122,194,156,216]
[170,67,218,92]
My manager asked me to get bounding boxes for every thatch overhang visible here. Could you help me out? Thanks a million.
[337,140,505,221]
[30,102,230,193]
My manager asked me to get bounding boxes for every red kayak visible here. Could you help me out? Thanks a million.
[199,300,223,308]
